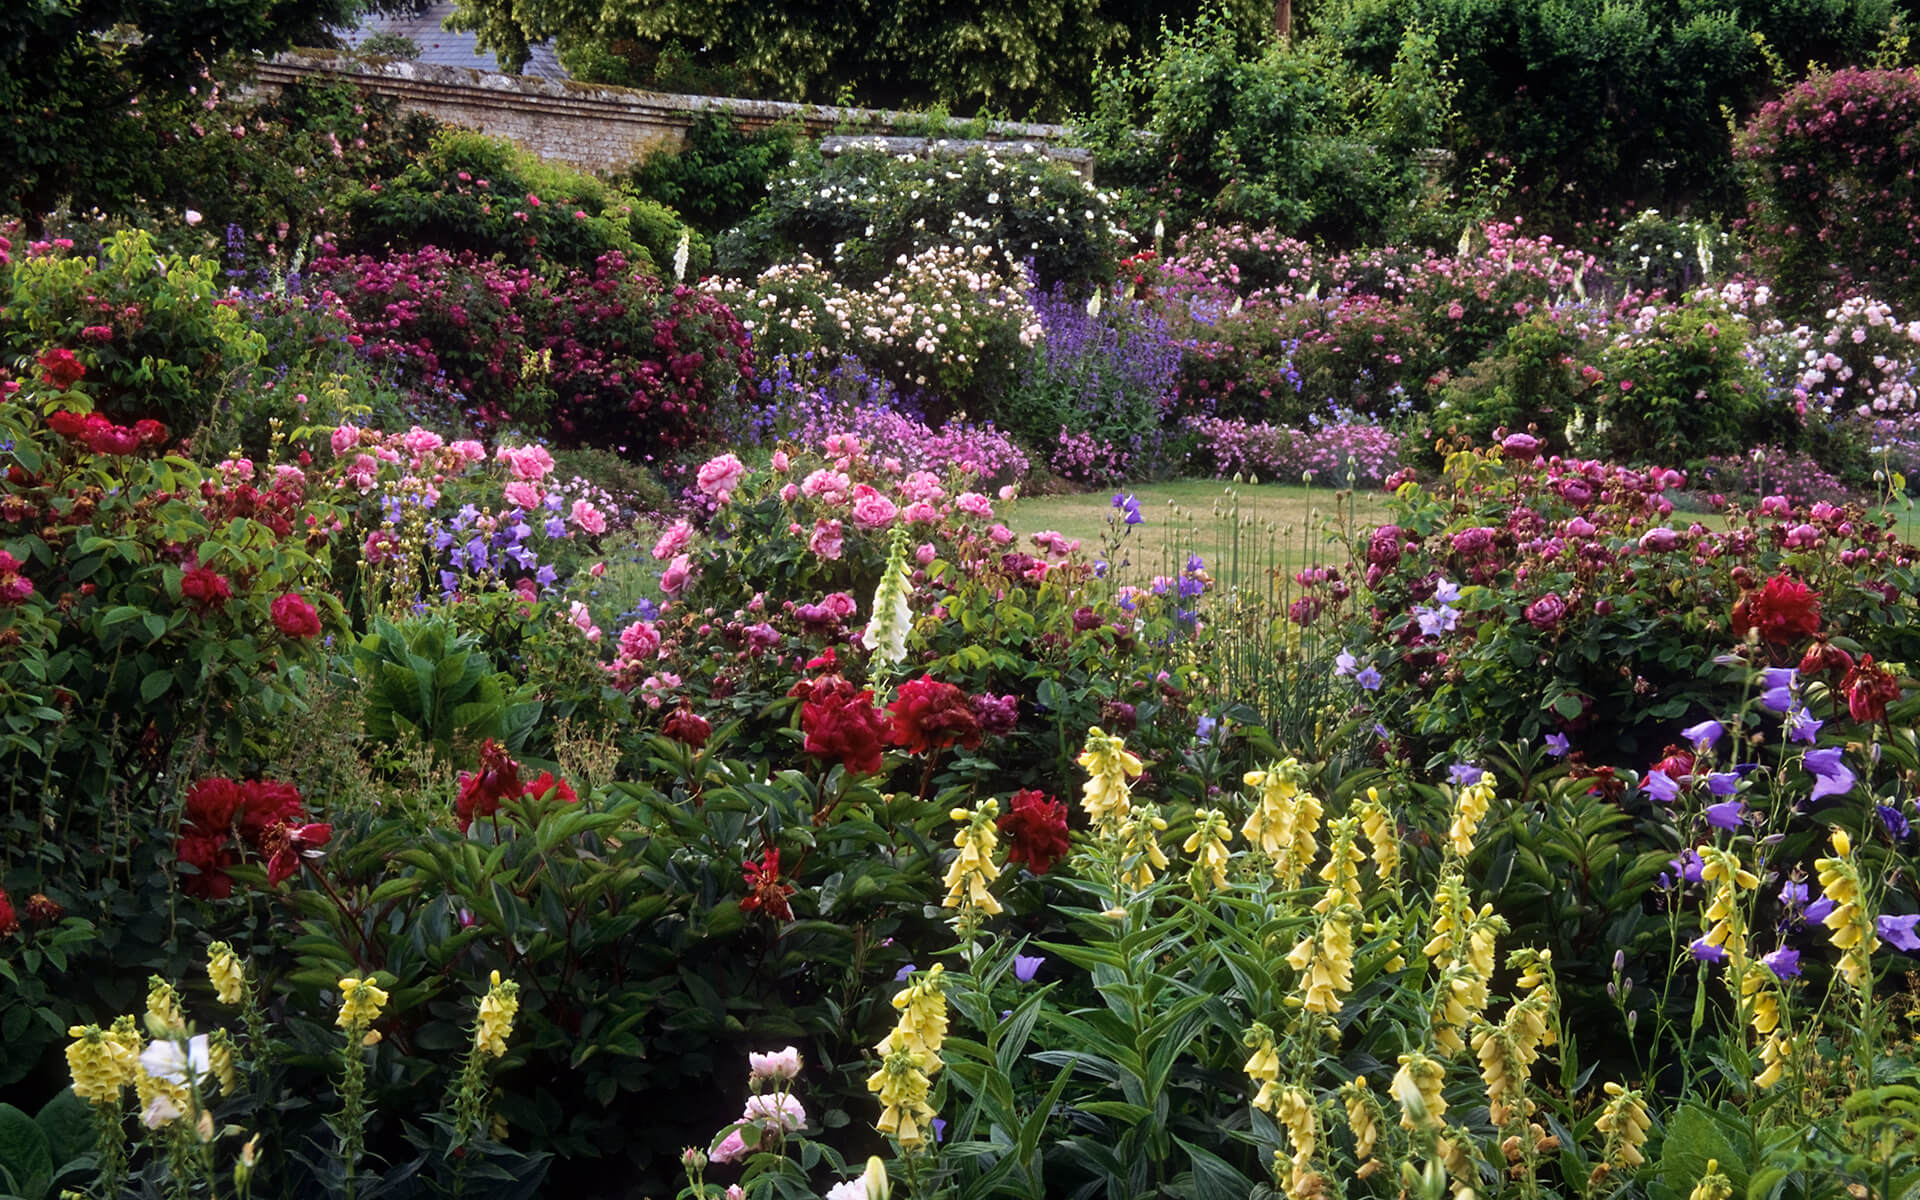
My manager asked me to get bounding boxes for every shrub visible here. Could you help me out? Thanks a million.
[715,141,1121,293]
[625,114,801,238]
[1,231,266,435]
[345,129,710,276]
[1182,413,1405,486]
[1737,66,1920,319]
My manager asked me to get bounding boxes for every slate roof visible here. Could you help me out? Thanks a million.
[335,2,569,79]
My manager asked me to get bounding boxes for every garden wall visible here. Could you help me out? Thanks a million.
[253,53,1092,178]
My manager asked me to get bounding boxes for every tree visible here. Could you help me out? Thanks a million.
[0,0,372,220]
[443,0,1250,117]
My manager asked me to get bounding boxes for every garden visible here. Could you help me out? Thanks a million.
[3,2,1920,1198]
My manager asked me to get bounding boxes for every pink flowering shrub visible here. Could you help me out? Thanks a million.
[1182,415,1404,486]
[312,246,751,457]
[1737,67,1920,319]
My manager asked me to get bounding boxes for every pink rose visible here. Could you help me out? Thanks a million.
[617,620,661,662]
[801,469,851,504]
[916,543,937,565]
[1524,592,1567,630]
[851,491,898,531]
[570,499,607,535]
[449,439,487,462]
[1638,527,1680,552]
[771,450,791,472]
[503,481,544,510]
[903,501,941,524]
[809,518,845,561]
[987,524,1014,545]
[780,483,801,503]
[696,453,747,500]
[956,491,994,520]
[652,519,693,560]
[660,554,694,597]
[330,424,360,455]
[568,601,602,642]
[495,443,555,481]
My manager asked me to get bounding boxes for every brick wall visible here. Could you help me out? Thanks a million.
[254,53,1090,178]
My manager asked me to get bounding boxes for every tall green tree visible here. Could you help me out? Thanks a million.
[443,0,1263,116]
[1,0,372,220]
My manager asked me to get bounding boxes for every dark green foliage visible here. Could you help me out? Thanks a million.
[626,116,801,238]
[353,616,542,760]
[1316,0,1894,230]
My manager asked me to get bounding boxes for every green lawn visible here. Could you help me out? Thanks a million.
[1007,480,1394,590]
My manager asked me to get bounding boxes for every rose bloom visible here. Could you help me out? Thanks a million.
[887,676,983,755]
[570,499,607,535]
[955,491,994,520]
[850,489,899,531]
[37,348,85,390]
[663,703,712,748]
[809,518,844,561]
[1842,655,1902,723]
[270,593,322,638]
[660,553,693,596]
[503,480,544,510]
[795,676,889,775]
[1523,592,1566,631]
[495,443,555,481]
[696,453,747,500]
[617,619,661,663]
[997,789,1070,875]
[653,518,693,560]
[1731,575,1821,644]
[180,566,232,611]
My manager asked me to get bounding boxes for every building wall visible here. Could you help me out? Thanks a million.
[255,54,1090,179]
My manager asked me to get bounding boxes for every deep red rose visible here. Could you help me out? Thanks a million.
[37,348,85,390]
[887,676,982,755]
[270,593,322,638]
[240,780,306,844]
[133,419,169,447]
[1650,745,1695,784]
[1799,640,1855,678]
[262,821,332,885]
[45,410,88,439]
[0,888,16,935]
[81,417,140,456]
[181,565,232,611]
[184,777,248,832]
[25,893,62,924]
[176,832,236,899]
[997,788,1070,876]
[1842,655,1903,724]
[740,847,794,921]
[523,771,578,806]
[663,703,712,749]
[456,739,523,832]
[1731,575,1821,645]
[799,677,889,775]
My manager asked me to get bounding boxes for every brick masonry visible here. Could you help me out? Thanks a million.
[254,53,1092,179]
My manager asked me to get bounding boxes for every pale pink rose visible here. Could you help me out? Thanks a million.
[988,524,1014,545]
[726,1187,744,1200]
[708,1130,747,1164]
[903,501,942,524]
[652,519,693,560]
[343,453,378,493]
[742,1093,806,1132]
[850,491,898,530]
[617,620,660,662]
[800,468,851,505]
[448,439,487,462]
[217,458,255,483]
[822,433,863,459]
[916,543,936,565]
[330,424,360,455]
[821,592,857,619]
[809,519,844,561]
[660,554,694,596]
[998,485,1018,501]
[495,443,555,480]
[570,498,607,535]
[747,1046,802,1083]
[503,481,544,510]
[771,450,791,472]
[696,453,747,500]
[956,491,994,520]
[568,601,602,642]
[272,464,306,491]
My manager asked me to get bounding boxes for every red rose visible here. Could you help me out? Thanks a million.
[522,771,578,806]
[81,417,141,456]
[263,821,332,885]
[0,888,16,936]
[997,788,1070,876]
[1731,575,1821,645]
[1649,745,1695,784]
[0,569,31,607]
[886,676,982,755]
[37,348,85,390]
[133,419,169,447]
[45,410,88,439]
[1842,655,1903,724]
[1799,640,1855,678]
[240,780,306,844]
[456,739,523,832]
[181,565,232,611]
[799,677,889,776]
[270,593,322,638]
[176,832,236,899]
[740,847,795,921]
[663,703,712,749]
[184,777,248,832]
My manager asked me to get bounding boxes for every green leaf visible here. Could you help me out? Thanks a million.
[139,671,172,703]
[0,1102,53,1200]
